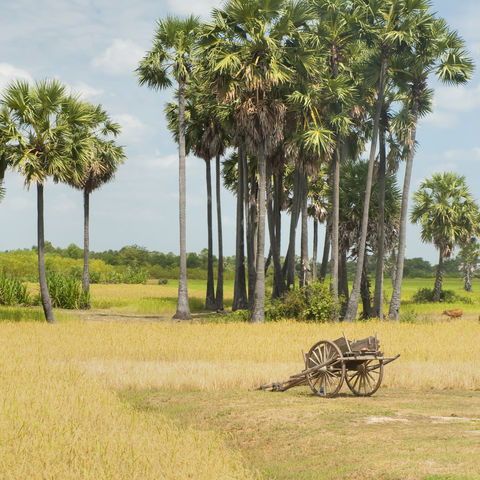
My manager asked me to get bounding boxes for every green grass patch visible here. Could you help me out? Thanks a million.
[0,306,76,322]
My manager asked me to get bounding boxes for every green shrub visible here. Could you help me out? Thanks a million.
[158,278,168,285]
[46,272,82,309]
[267,282,339,322]
[89,271,101,284]
[0,274,31,306]
[412,287,472,304]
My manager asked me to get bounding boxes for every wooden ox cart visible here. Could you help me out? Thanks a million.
[257,333,399,398]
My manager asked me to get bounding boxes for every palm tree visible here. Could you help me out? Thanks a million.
[0,79,95,323]
[202,0,314,322]
[388,17,474,319]
[411,172,480,302]
[338,157,400,316]
[80,140,124,304]
[137,15,200,320]
[64,103,124,306]
[165,79,228,311]
[309,0,360,305]
[343,0,433,322]
[458,241,480,292]
[221,150,248,310]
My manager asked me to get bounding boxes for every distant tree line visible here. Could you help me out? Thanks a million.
[1,242,471,281]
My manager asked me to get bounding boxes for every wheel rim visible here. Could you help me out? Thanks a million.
[345,360,384,397]
[305,340,345,398]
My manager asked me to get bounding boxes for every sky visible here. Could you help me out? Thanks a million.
[1,0,480,264]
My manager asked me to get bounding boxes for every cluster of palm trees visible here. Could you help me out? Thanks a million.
[0,80,125,323]
[138,0,473,322]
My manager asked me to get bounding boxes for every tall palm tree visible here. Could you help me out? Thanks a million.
[137,15,200,320]
[309,0,360,305]
[80,140,124,304]
[0,79,95,323]
[166,80,229,311]
[411,172,480,302]
[202,0,315,322]
[343,0,433,321]
[65,104,124,306]
[338,157,400,316]
[388,17,474,319]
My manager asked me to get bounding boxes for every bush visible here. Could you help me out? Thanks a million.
[412,287,472,304]
[0,274,31,306]
[158,278,168,285]
[46,272,83,309]
[89,271,101,284]
[267,282,339,322]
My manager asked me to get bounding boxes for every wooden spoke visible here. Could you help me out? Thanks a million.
[305,340,345,398]
[345,360,384,397]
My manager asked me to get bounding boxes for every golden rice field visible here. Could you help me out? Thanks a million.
[2,278,480,478]
[1,318,480,479]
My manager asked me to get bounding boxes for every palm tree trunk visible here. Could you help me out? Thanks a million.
[300,178,310,287]
[247,178,258,307]
[173,77,191,320]
[433,251,444,302]
[373,112,387,319]
[389,110,419,320]
[339,248,349,300]
[82,188,91,308]
[283,167,304,289]
[320,218,331,282]
[390,249,397,287]
[312,219,318,282]
[330,143,341,317]
[205,159,216,310]
[267,167,284,299]
[344,51,388,322]
[360,250,373,319]
[464,267,472,292]
[273,170,284,297]
[215,154,224,311]
[233,144,248,310]
[37,183,55,324]
[250,144,266,323]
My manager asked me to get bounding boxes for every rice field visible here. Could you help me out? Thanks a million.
[2,278,480,478]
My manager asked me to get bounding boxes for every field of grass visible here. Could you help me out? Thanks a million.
[79,277,480,319]
[1,278,480,478]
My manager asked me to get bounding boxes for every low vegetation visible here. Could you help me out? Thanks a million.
[0,314,479,479]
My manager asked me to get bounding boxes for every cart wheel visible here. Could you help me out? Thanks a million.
[345,360,384,396]
[305,340,345,398]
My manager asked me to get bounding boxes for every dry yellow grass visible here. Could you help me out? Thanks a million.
[70,320,480,392]
[2,318,480,479]
[0,323,258,480]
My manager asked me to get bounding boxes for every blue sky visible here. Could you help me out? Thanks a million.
[0,0,479,264]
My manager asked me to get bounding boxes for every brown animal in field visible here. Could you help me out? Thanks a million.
[442,309,463,318]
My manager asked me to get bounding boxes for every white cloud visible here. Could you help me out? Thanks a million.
[423,110,458,129]
[434,84,480,113]
[113,113,149,143]
[424,83,480,129]
[166,0,220,16]
[0,63,33,91]
[62,81,104,100]
[70,82,104,99]
[145,154,178,170]
[91,38,145,75]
